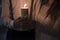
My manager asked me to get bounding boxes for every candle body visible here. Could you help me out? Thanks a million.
[21,9,28,18]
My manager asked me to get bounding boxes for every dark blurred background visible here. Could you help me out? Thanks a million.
[0,0,8,40]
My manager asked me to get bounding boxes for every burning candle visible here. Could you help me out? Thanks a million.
[21,3,28,18]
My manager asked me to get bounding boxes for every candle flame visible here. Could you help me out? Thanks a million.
[24,3,27,8]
